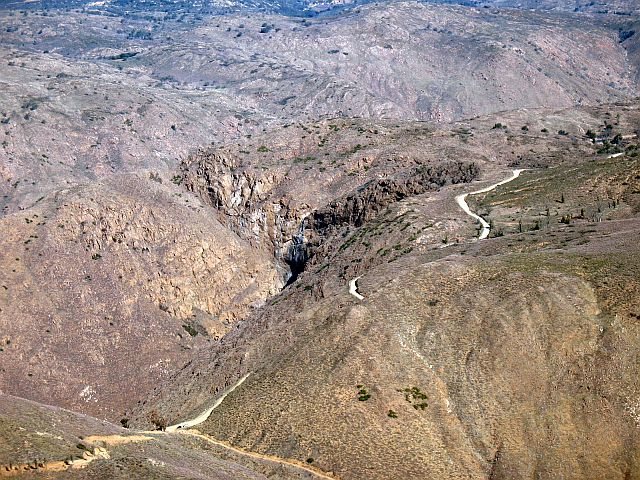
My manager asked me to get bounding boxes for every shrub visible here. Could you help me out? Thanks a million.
[148,410,167,431]
[357,386,371,401]
[182,324,198,337]
[398,387,428,409]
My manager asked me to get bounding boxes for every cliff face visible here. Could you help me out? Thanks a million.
[310,162,480,234]
[0,174,283,419]
[181,151,305,282]
[182,148,480,283]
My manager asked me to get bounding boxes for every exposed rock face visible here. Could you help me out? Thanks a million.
[182,148,480,282]
[310,162,480,234]
[0,175,282,419]
[181,151,306,282]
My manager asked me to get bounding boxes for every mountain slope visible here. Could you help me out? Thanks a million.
[0,2,637,129]
[0,393,322,479]
[132,124,640,478]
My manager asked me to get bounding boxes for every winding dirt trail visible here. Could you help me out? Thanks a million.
[455,169,524,240]
[2,373,338,479]
[1,446,116,477]
[347,169,524,299]
[165,372,337,478]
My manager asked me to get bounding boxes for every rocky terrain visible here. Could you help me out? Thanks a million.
[1,0,637,137]
[124,104,640,479]
[2,0,640,478]
[478,0,640,15]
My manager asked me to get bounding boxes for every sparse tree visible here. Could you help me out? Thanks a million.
[148,410,167,431]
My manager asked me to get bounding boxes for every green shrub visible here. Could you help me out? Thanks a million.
[182,324,198,337]
[357,386,371,401]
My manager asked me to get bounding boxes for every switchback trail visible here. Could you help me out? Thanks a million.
[347,169,524,299]
[455,169,524,240]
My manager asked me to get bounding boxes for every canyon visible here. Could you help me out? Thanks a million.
[1,0,640,478]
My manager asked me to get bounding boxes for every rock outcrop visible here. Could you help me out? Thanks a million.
[182,149,479,282]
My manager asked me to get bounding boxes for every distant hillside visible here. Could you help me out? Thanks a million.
[2,0,640,17]
[472,0,640,15]
[0,2,637,131]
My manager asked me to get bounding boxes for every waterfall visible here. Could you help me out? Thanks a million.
[284,214,309,286]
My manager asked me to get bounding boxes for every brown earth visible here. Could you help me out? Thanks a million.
[1,1,640,476]
[132,133,640,479]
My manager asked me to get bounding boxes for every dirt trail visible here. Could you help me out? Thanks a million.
[0,434,156,477]
[180,430,338,480]
[166,373,250,432]
[1,426,336,479]
[455,169,524,240]
[1,446,111,477]
[347,170,524,299]
[163,372,337,478]
[349,276,364,300]
[83,434,154,446]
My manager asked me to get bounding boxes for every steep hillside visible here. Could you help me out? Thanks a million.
[1,0,640,475]
[0,172,285,419]
[0,114,489,419]
[1,99,634,420]
[0,393,328,479]
[130,106,640,479]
